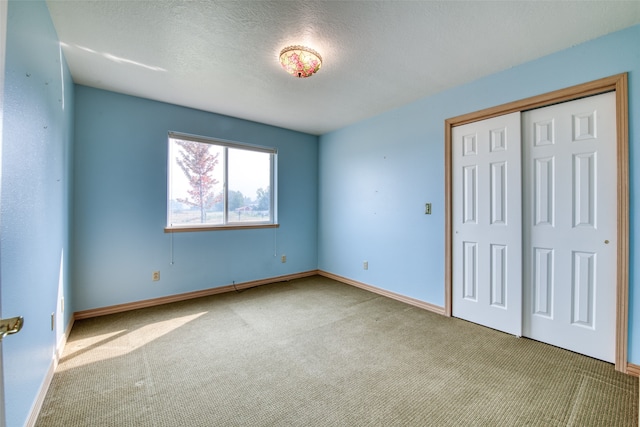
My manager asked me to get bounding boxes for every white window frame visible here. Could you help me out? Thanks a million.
[165,131,278,232]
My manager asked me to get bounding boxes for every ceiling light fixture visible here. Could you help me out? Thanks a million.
[279,45,322,78]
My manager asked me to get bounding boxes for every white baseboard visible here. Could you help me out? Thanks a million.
[26,315,74,427]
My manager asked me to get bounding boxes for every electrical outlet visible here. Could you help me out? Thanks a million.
[363,261,368,270]
[425,203,432,215]
[281,255,287,263]
[152,271,160,281]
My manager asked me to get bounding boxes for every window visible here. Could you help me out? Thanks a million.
[166,132,277,231]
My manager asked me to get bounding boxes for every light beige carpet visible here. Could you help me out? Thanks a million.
[36,276,638,426]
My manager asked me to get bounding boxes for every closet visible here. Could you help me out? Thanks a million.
[451,92,617,363]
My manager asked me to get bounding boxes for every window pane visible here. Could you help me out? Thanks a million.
[227,148,271,223]
[167,133,276,229]
[168,138,224,226]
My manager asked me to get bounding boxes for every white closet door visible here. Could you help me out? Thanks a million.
[452,112,522,336]
[522,92,617,362]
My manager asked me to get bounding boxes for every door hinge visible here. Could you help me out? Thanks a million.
[0,316,23,340]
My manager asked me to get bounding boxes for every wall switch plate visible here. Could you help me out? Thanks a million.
[281,255,287,263]
[152,271,160,281]
[425,203,432,215]
[51,313,55,331]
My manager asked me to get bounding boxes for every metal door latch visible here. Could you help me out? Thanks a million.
[0,316,23,340]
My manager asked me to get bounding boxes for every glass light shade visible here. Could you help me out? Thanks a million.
[279,45,322,78]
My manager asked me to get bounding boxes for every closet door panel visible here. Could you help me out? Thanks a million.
[452,112,522,336]
[522,92,617,362]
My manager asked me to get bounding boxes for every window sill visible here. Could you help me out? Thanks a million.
[164,224,279,233]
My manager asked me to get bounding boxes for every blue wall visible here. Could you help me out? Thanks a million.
[318,25,640,363]
[73,87,318,311]
[1,1,75,426]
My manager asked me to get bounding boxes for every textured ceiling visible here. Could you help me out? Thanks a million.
[46,1,640,135]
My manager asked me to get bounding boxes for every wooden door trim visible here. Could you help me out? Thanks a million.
[444,73,629,373]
